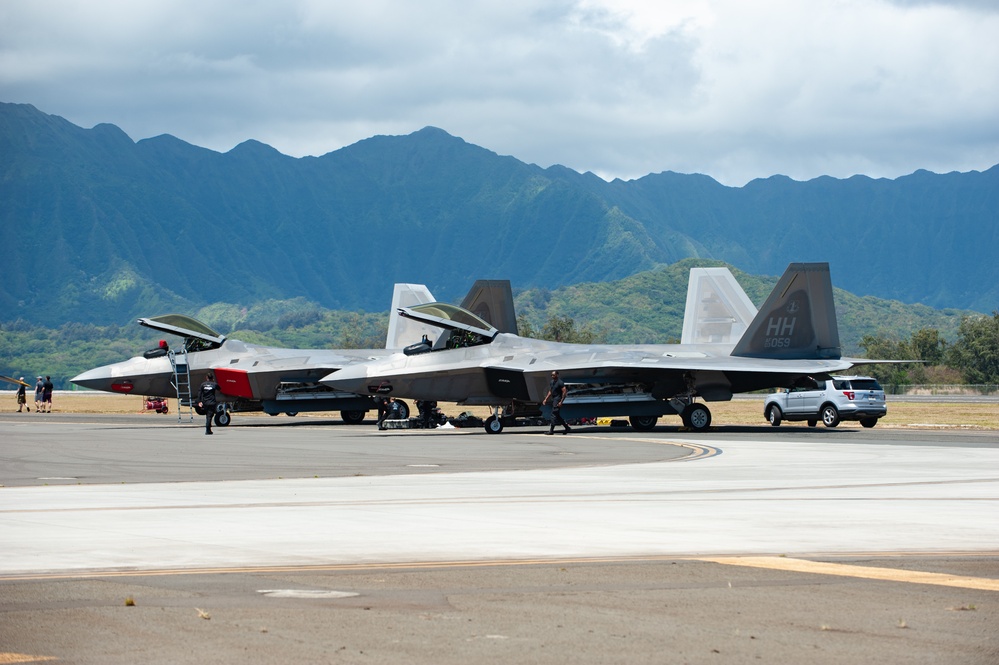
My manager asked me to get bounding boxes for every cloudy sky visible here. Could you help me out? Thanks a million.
[2,0,997,185]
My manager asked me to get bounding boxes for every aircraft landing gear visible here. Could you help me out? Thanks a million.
[629,415,658,432]
[670,385,712,432]
[484,406,503,434]
[213,404,231,427]
[681,403,711,431]
[340,410,366,424]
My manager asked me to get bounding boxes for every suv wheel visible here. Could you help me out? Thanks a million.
[767,405,782,427]
[821,404,840,428]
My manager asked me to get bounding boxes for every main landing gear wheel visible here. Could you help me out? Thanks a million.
[484,415,504,434]
[682,403,711,431]
[340,410,366,424]
[629,415,658,432]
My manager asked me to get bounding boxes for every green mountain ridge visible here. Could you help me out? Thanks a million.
[1,102,996,330]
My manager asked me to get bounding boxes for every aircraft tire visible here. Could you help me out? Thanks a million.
[214,409,231,427]
[340,410,366,424]
[807,419,818,427]
[767,406,782,427]
[396,401,410,420]
[629,415,657,432]
[683,403,711,431]
[860,417,878,428]
[484,415,504,434]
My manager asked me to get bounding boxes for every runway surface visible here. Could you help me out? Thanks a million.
[1,414,997,663]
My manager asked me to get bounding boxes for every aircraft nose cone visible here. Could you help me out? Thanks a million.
[71,365,115,392]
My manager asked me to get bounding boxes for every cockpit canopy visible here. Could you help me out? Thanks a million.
[138,314,226,352]
[399,302,498,354]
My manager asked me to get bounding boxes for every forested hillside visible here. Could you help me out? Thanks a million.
[0,260,977,389]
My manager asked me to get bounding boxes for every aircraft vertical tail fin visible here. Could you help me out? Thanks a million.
[681,267,758,345]
[459,280,518,334]
[731,263,841,359]
[385,284,438,349]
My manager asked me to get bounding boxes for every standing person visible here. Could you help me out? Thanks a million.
[42,376,54,413]
[197,372,220,435]
[16,378,29,412]
[34,376,44,413]
[542,370,571,435]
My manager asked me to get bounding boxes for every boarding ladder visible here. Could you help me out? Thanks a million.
[169,348,195,423]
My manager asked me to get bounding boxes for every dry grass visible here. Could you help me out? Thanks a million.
[29,392,999,430]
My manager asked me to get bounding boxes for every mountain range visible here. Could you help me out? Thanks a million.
[1,102,996,328]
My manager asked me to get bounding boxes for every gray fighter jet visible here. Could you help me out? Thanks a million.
[322,263,882,433]
[70,282,506,425]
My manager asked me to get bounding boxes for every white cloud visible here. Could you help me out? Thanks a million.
[1,0,996,185]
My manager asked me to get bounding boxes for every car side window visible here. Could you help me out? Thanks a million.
[832,380,849,390]
[792,379,813,392]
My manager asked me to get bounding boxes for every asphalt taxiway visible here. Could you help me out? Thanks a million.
[1,414,997,663]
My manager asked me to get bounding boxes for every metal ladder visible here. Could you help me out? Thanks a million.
[169,348,195,423]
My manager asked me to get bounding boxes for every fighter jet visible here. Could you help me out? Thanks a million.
[69,283,469,424]
[322,263,881,433]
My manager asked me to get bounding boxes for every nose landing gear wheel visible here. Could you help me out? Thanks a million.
[214,408,231,427]
[484,415,504,434]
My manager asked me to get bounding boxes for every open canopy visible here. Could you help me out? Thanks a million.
[138,314,226,345]
[399,303,498,339]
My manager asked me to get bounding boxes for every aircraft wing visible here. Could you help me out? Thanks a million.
[0,375,31,387]
[499,350,855,379]
[486,347,855,401]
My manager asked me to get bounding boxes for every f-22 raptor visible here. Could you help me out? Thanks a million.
[70,282,514,425]
[323,263,883,433]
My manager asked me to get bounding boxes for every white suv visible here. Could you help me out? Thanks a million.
[764,375,887,428]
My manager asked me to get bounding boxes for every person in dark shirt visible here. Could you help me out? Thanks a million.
[42,376,54,413]
[34,377,44,413]
[197,372,220,435]
[543,370,571,435]
[16,378,29,412]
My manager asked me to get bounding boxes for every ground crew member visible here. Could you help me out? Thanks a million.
[197,372,220,435]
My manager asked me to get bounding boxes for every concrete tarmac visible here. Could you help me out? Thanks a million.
[1,414,997,664]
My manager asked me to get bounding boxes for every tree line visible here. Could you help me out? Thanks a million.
[3,308,996,391]
[859,312,999,386]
